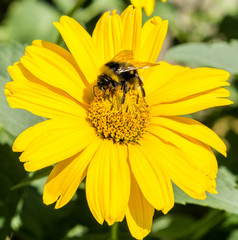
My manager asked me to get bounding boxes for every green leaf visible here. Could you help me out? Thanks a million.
[174,167,238,214]
[65,224,89,238]
[11,167,52,191]
[0,42,26,79]
[0,42,43,145]
[226,85,238,107]
[16,186,111,240]
[223,214,238,227]
[152,210,226,240]
[165,40,238,75]
[75,0,126,24]
[0,125,14,146]
[228,230,238,240]
[0,145,26,239]
[52,0,76,14]
[0,0,60,44]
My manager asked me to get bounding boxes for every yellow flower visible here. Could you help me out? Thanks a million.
[131,0,167,16]
[5,5,232,240]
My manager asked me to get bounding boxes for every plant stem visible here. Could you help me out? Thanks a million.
[111,222,119,240]
[55,0,87,45]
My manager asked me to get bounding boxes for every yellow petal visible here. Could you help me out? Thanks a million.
[54,16,102,83]
[143,61,189,99]
[6,63,87,119]
[151,116,227,156]
[148,124,218,179]
[139,17,168,62]
[126,174,154,240]
[131,0,145,8]
[185,136,218,181]
[130,0,156,16]
[121,5,142,56]
[144,0,155,16]
[151,88,233,116]
[20,45,90,104]
[92,10,123,63]
[207,179,218,194]
[86,140,130,225]
[32,40,91,88]
[141,133,209,199]
[12,119,58,152]
[18,118,96,171]
[43,137,102,208]
[128,143,174,213]
[149,67,230,104]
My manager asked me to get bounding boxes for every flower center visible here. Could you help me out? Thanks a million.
[88,89,150,143]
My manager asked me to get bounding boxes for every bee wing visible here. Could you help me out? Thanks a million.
[112,50,134,62]
[112,50,158,73]
[126,60,158,70]
[117,60,158,73]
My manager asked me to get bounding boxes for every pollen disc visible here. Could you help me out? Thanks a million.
[88,90,151,143]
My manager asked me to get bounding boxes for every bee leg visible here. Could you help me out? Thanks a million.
[121,82,128,105]
[101,87,112,103]
[93,85,98,96]
[135,72,146,98]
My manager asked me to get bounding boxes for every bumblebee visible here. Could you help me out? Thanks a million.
[94,50,158,105]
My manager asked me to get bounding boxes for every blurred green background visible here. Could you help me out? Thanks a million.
[0,0,238,239]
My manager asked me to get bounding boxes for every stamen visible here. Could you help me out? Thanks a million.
[88,89,151,144]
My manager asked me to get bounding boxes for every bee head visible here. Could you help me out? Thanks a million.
[97,74,113,87]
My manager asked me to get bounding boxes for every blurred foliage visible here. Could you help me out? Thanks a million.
[0,144,26,239]
[166,40,238,75]
[174,167,238,214]
[0,0,60,44]
[154,0,238,42]
[0,0,238,239]
[0,42,43,146]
